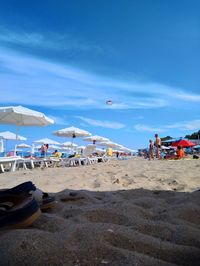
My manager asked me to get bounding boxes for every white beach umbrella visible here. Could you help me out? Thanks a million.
[0,106,54,155]
[48,145,61,151]
[0,106,54,126]
[61,141,78,148]
[16,143,31,148]
[53,126,91,138]
[98,141,121,148]
[83,135,109,144]
[34,138,60,145]
[0,131,27,141]
[0,131,27,154]
[77,145,86,150]
[53,126,91,144]
[161,145,170,150]
[0,138,4,153]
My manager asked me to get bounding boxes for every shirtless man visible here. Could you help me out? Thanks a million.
[155,133,161,159]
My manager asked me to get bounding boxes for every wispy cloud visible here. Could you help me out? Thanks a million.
[172,91,200,102]
[76,116,125,129]
[134,124,165,132]
[0,28,103,54]
[165,119,200,130]
[0,46,200,111]
[134,119,200,132]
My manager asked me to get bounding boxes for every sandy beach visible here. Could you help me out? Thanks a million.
[0,157,200,265]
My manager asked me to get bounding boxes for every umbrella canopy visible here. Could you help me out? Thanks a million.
[16,143,31,148]
[98,141,121,148]
[77,145,86,150]
[53,126,91,138]
[0,131,27,141]
[0,139,4,153]
[48,145,61,150]
[34,138,60,145]
[83,135,109,144]
[0,106,54,126]
[0,106,54,155]
[61,141,78,148]
[161,145,170,150]
[171,139,196,148]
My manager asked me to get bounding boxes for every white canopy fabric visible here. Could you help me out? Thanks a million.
[53,126,91,138]
[34,138,60,145]
[0,131,27,141]
[83,135,109,143]
[0,139,4,153]
[48,145,61,150]
[61,141,78,148]
[77,145,86,150]
[16,143,31,148]
[0,106,54,126]
[98,141,121,148]
[0,106,54,156]
[161,145,170,150]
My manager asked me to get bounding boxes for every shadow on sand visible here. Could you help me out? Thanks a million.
[0,188,200,266]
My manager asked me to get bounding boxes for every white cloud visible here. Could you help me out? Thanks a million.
[76,116,125,129]
[134,119,200,133]
[0,29,103,54]
[0,46,200,110]
[166,119,200,130]
[134,124,165,132]
[172,91,200,102]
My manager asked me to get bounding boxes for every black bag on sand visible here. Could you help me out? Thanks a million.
[193,154,199,159]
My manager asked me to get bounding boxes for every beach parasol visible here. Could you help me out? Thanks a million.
[61,141,78,148]
[0,131,27,141]
[98,141,121,148]
[0,131,27,154]
[16,143,31,148]
[53,126,91,143]
[0,139,4,153]
[83,135,109,144]
[0,106,54,155]
[171,139,196,148]
[34,138,60,145]
[0,106,54,126]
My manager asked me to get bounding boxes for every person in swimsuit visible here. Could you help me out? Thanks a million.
[155,133,161,159]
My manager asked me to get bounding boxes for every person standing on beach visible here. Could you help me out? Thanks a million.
[149,139,154,160]
[40,143,48,158]
[154,133,161,159]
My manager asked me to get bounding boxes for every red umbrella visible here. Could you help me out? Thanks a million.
[171,139,196,148]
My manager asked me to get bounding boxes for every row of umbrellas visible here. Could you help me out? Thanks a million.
[0,131,133,151]
[0,106,133,154]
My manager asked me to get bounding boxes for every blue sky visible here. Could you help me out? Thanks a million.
[0,0,200,149]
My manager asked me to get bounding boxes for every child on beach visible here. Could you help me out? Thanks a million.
[176,145,185,159]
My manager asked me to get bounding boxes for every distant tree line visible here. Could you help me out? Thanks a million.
[160,136,173,141]
[160,130,200,141]
[185,130,200,140]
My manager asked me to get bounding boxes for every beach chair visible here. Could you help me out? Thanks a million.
[80,145,97,165]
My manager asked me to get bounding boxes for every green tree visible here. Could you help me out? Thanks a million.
[185,130,200,139]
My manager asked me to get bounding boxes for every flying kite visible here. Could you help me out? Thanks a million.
[106,100,113,105]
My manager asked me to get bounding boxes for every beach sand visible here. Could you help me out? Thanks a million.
[0,157,200,265]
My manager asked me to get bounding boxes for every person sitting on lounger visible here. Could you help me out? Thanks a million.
[176,145,185,159]
[53,150,62,158]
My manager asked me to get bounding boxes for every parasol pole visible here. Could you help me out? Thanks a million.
[14,125,20,156]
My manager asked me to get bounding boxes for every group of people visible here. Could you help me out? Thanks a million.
[149,134,162,160]
[148,134,185,160]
